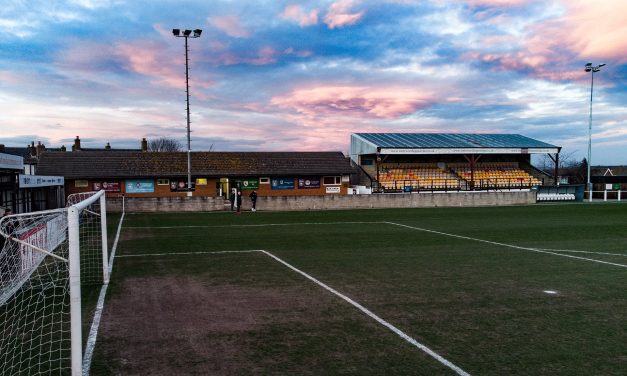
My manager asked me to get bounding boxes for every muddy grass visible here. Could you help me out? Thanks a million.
[91,276,358,375]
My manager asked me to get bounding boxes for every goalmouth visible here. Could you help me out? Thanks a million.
[0,190,108,376]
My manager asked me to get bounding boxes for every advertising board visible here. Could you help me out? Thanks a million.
[298,178,321,189]
[271,178,294,190]
[93,181,120,192]
[126,179,154,193]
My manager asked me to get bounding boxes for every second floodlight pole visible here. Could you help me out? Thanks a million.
[184,34,192,196]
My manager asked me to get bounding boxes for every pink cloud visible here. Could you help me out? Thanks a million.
[210,46,278,66]
[281,4,319,27]
[284,47,313,57]
[0,70,22,84]
[111,42,214,92]
[324,0,365,29]
[465,0,533,6]
[553,1,627,62]
[209,15,250,38]
[249,47,277,65]
[113,42,185,89]
[465,1,627,80]
[271,85,432,119]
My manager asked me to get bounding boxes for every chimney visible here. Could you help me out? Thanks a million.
[29,141,36,157]
[60,145,67,152]
[72,136,81,151]
[36,141,46,157]
[105,142,112,150]
[141,138,148,152]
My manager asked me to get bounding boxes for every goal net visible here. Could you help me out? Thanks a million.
[0,190,108,375]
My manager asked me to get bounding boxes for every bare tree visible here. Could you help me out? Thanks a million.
[148,137,182,152]
[536,150,578,173]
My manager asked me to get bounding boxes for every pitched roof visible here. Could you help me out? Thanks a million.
[36,151,355,179]
[3,147,37,164]
[591,166,627,176]
[353,133,558,149]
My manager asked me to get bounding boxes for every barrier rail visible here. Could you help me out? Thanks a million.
[585,190,624,202]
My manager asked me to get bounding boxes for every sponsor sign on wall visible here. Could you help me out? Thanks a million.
[298,178,321,189]
[325,186,341,194]
[93,181,120,192]
[271,178,294,190]
[126,179,155,193]
[235,178,259,190]
[170,180,195,192]
[19,175,64,188]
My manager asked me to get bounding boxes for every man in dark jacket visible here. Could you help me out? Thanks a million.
[249,191,258,212]
[229,189,235,211]
[236,191,242,214]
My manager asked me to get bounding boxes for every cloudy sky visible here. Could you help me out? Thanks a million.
[1,0,626,164]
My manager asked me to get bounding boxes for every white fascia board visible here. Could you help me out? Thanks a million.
[0,153,24,170]
[379,147,560,155]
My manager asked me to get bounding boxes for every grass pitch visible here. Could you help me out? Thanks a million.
[91,203,627,375]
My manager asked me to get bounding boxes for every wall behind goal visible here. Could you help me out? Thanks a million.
[106,191,535,212]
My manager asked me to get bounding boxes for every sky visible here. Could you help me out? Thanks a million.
[1,0,626,165]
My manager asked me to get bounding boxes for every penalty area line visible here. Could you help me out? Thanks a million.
[385,222,627,269]
[115,250,262,258]
[123,221,384,229]
[532,248,627,257]
[259,250,470,376]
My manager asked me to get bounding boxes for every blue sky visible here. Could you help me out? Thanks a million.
[1,0,626,165]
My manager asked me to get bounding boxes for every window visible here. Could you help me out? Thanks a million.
[260,177,270,184]
[156,179,170,185]
[361,159,374,165]
[75,180,88,188]
[323,176,341,185]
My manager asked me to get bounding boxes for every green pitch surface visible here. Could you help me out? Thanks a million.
[91,204,627,375]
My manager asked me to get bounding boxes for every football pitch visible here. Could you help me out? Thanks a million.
[89,203,626,375]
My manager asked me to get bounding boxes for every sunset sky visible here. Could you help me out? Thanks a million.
[1,0,626,164]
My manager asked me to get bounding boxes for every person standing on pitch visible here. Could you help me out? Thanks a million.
[236,191,242,214]
[229,188,235,211]
[249,190,257,212]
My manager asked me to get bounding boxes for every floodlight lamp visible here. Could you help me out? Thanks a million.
[598,63,606,67]
[183,29,192,36]
[585,67,592,72]
[172,28,180,36]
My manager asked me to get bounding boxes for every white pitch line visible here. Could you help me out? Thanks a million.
[123,221,383,229]
[82,212,125,376]
[259,250,470,376]
[385,222,627,269]
[533,248,627,257]
[113,247,470,374]
[115,250,261,258]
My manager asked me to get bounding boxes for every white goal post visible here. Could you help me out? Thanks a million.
[0,190,108,376]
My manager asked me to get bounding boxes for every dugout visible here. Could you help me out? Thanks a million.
[350,133,561,192]
[35,151,356,198]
